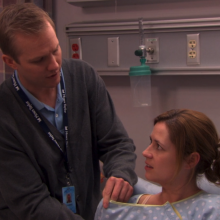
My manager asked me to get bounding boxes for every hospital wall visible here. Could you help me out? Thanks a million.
[55,0,220,179]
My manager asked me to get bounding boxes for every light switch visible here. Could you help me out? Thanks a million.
[108,37,119,67]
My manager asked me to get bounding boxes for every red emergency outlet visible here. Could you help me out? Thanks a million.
[72,44,79,51]
[72,53,79,59]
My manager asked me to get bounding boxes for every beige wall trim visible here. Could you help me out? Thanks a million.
[66,17,220,36]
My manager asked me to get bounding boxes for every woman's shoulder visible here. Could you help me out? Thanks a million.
[175,191,220,204]
[172,191,220,219]
[193,191,220,206]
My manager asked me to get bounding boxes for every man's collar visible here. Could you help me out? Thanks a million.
[14,70,63,111]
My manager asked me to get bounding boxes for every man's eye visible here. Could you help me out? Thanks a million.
[33,58,43,63]
[53,46,59,54]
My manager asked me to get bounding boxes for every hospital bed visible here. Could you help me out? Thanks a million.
[133,175,220,195]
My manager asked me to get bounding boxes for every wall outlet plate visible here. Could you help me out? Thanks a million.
[108,37,120,67]
[187,34,200,65]
[70,38,82,59]
[145,38,159,63]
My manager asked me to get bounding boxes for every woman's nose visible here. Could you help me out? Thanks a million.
[142,146,153,158]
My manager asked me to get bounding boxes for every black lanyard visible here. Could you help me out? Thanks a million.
[12,72,70,173]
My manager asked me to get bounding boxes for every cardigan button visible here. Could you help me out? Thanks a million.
[69,166,73,172]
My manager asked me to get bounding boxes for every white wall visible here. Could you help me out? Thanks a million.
[55,0,220,59]
[103,75,220,178]
[55,0,220,179]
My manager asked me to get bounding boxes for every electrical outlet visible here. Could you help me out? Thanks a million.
[108,37,120,67]
[145,38,159,63]
[70,38,82,59]
[187,34,200,65]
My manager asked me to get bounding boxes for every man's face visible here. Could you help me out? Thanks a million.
[11,22,62,93]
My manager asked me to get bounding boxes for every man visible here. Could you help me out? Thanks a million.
[0,3,137,220]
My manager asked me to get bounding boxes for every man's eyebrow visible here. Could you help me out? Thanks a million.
[29,44,60,62]
[53,44,59,51]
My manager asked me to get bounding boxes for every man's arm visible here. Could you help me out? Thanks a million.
[86,67,138,206]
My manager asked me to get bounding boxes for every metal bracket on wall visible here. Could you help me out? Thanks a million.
[145,38,159,63]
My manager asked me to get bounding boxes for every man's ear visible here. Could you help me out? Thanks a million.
[2,54,18,70]
[185,152,200,170]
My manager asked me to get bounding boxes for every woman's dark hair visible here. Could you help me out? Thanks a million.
[154,109,220,185]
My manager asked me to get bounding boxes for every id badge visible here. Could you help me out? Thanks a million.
[62,186,76,213]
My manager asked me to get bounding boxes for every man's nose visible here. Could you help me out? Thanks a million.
[47,55,59,71]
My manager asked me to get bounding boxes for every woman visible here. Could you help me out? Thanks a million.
[95,109,220,220]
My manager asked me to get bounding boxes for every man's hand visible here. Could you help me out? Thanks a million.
[102,176,133,209]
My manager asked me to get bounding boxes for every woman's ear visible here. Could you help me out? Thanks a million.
[185,152,200,169]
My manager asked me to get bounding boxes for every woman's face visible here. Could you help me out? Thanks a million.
[142,122,182,186]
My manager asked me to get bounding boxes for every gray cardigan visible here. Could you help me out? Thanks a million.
[0,58,137,220]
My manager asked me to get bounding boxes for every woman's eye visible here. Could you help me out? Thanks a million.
[156,144,163,150]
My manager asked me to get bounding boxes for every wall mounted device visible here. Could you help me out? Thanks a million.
[129,18,151,107]
[145,38,159,63]
[70,38,82,59]
[187,33,200,65]
[108,37,120,67]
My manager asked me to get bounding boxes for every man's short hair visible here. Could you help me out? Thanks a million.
[0,3,55,62]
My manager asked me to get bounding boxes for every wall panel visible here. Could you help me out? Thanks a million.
[56,0,220,179]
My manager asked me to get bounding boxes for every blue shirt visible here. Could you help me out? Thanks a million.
[15,70,64,134]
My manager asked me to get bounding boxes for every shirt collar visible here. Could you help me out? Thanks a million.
[14,70,63,111]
